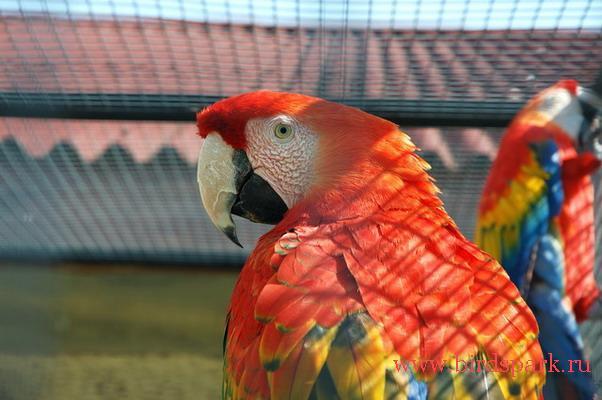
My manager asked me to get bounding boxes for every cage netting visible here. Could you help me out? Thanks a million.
[0,0,601,395]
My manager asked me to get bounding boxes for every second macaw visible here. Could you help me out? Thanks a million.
[476,79,602,399]
[196,91,545,399]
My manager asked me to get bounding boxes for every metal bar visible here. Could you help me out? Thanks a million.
[0,248,247,268]
[0,92,522,127]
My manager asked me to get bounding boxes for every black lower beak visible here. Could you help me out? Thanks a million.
[232,172,288,224]
[231,150,288,225]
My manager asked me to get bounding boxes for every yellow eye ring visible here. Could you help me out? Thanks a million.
[274,123,293,140]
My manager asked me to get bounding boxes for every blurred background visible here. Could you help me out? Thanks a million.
[0,0,601,398]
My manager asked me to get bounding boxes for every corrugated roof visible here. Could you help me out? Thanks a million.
[2,16,599,164]
[2,16,600,101]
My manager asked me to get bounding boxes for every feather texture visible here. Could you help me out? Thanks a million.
[196,90,545,399]
[223,177,544,398]
[476,80,600,399]
[223,211,544,399]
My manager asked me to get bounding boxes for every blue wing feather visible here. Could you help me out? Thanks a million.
[479,139,595,398]
[503,140,562,289]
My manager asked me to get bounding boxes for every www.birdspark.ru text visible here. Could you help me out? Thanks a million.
[393,353,590,377]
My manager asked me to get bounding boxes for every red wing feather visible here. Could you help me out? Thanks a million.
[224,209,544,398]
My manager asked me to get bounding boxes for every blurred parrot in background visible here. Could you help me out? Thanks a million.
[196,91,545,399]
[476,79,602,399]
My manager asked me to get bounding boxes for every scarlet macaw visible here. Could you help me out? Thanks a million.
[196,91,545,399]
[476,80,602,399]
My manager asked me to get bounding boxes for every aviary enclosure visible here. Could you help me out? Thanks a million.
[0,0,600,398]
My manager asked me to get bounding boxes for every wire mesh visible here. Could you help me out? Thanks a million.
[0,0,601,120]
[0,118,501,263]
[0,0,601,396]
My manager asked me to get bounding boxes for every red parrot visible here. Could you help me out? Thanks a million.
[196,91,545,399]
[476,80,602,399]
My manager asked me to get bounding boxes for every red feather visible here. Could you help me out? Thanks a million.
[478,83,600,321]
[205,91,545,398]
[197,91,323,149]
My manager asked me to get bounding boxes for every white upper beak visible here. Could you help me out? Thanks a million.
[197,133,241,246]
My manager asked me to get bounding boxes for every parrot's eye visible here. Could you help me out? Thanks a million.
[274,123,294,141]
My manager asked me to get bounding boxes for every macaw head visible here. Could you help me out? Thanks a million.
[195,91,423,245]
[520,79,602,159]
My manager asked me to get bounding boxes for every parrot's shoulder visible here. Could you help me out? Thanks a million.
[223,224,369,399]
[479,137,562,216]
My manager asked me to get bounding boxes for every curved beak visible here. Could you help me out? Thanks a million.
[197,133,288,247]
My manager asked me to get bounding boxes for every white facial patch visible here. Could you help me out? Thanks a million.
[538,88,584,141]
[245,115,318,208]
